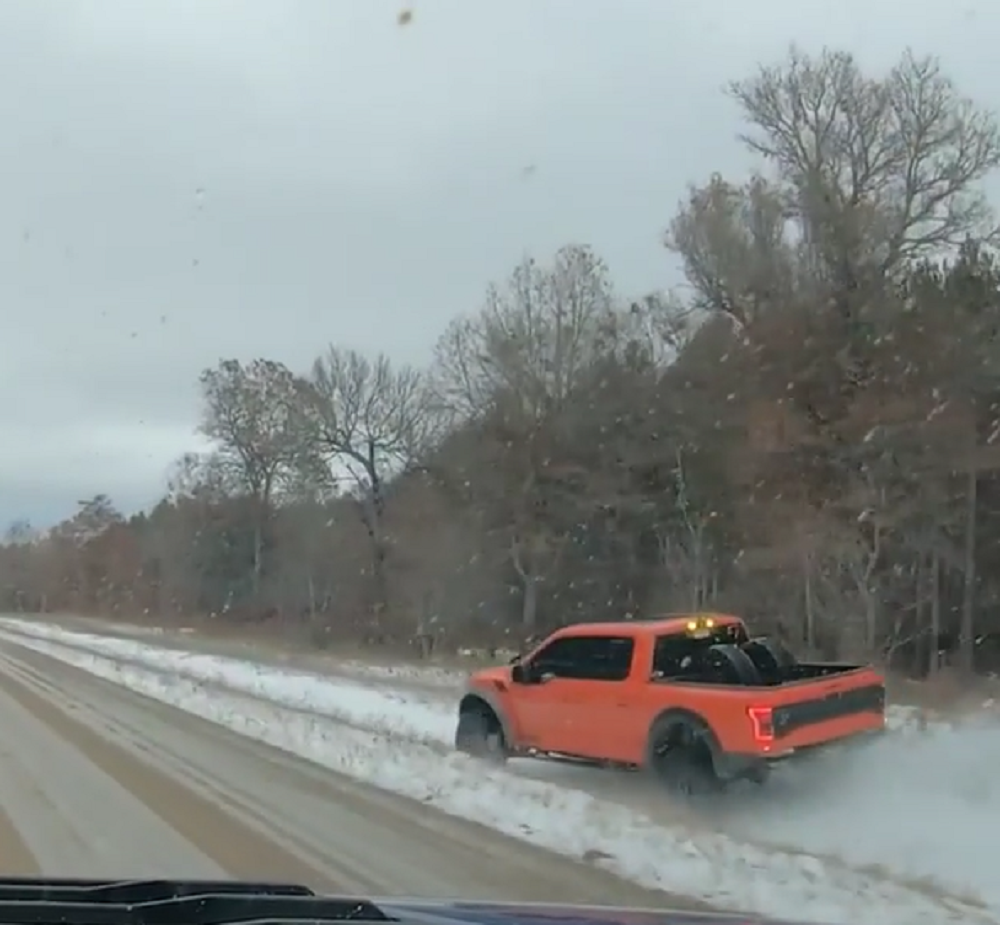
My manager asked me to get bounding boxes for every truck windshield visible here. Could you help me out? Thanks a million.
[652,624,750,678]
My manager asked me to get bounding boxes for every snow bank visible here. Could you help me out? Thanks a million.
[334,659,467,689]
[0,621,457,743]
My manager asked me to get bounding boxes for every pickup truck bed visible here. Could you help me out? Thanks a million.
[650,633,864,687]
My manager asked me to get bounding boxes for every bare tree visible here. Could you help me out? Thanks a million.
[730,47,1000,287]
[4,519,34,545]
[667,173,799,330]
[167,452,237,504]
[653,449,722,609]
[0,519,36,612]
[58,494,122,544]
[670,47,1000,396]
[434,245,617,423]
[434,245,617,628]
[198,358,308,592]
[619,291,701,366]
[40,496,125,612]
[302,346,432,630]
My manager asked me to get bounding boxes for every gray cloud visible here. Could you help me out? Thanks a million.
[1,0,997,526]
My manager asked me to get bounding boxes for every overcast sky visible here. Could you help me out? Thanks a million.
[0,0,995,528]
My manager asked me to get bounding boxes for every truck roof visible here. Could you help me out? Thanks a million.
[552,613,744,638]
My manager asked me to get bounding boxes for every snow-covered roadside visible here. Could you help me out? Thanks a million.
[334,658,467,689]
[0,620,457,743]
[1,627,991,925]
[38,615,470,690]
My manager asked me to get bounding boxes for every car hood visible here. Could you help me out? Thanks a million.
[379,899,826,925]
[0,876,826,925]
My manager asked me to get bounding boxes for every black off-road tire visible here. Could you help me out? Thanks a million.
[742,637,797,682]
[455,708,508,764]
[702,643,763,686]
[647,719,723,796]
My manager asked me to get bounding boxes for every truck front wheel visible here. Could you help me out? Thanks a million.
[455,706,508,764]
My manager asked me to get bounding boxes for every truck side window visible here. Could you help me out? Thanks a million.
[531,635,635,681]
[651,625,748,678]
[652,635,699,678]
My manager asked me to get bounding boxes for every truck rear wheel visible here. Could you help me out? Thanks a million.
[647,719,722,796]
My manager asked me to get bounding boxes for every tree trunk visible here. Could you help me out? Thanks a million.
[365,440,389,629]
[960,468,977,672]
[929,550,941,677]
[803,551,815,651]
[252,519,263,594]
[522,573,538,629]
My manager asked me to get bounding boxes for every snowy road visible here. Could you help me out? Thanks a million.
[0,636,698,906]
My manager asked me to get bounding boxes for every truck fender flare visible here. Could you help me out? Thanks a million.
[646,707,723,767]
[458,686,516,747]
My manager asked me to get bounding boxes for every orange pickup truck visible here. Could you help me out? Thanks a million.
[455,614,886,791]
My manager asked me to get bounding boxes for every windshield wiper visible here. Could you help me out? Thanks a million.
[0,878,393,924]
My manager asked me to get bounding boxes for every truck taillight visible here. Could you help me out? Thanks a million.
[747,705,774,744]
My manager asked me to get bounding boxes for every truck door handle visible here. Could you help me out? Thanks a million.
[616,701,629,708]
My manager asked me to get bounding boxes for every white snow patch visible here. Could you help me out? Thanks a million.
[334,659,467,689]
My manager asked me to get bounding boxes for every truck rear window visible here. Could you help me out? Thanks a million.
[652,624,749,678]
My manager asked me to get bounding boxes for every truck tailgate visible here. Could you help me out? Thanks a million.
[769,668,885,749]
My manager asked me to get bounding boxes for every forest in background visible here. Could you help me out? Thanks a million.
[4,47,1000,676]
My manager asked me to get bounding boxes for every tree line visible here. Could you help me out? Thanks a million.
[5,46,1000,675]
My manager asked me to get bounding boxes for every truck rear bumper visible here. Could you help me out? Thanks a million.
[716,727,884,782]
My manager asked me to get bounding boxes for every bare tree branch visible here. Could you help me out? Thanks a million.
[730,47,1000,281]
[667,173,799,328]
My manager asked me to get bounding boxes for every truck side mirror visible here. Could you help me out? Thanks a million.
[512,662,548,684]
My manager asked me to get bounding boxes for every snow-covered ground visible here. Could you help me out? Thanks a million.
[335,658,467,689]
[0,618,995,925]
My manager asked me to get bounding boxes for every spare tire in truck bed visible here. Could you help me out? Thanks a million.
[742,637,796,683]
[700,643,762,685]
